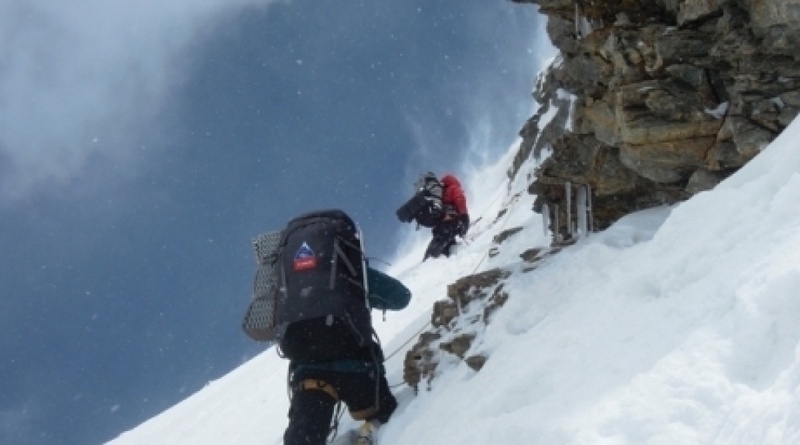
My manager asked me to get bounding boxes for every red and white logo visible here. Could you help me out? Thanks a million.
[293,242,317,271]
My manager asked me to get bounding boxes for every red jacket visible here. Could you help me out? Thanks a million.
[441,174,468,216]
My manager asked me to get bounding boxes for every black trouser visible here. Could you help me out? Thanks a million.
[284,368,397,445]
[425,220,459,260]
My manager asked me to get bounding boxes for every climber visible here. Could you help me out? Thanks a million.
[395,172,470,260]
[423,174,470,260]
[250,209,412,445]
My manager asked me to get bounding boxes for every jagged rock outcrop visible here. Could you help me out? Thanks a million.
[511,0,800,240]
[402,242,555,392]
[403,268,511,392]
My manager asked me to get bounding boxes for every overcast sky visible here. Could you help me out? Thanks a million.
[0,1,550,444]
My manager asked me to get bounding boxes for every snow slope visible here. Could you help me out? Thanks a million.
[110,116,800,445]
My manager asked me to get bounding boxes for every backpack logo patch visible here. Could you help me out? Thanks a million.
[293,242,317,271]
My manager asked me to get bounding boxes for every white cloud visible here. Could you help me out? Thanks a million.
[0,399,39,445]
[0,0,277,201]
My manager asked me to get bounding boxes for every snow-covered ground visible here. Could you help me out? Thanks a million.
[109,116,800,445]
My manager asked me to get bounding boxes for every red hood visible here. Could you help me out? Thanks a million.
[441,174,461,189]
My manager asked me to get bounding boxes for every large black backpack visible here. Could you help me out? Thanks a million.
[242,209,373,362]
[395,173,444,228]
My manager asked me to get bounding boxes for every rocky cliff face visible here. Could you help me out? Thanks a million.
[511,0,800,241]
[402,0,800,394]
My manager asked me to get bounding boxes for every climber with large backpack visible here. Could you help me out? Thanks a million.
[241,209,411,445]
[396,173,470,260]
[395,172,445,229]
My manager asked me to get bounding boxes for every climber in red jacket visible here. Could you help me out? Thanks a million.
[424,174,470,260]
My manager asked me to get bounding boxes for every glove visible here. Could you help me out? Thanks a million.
[456,214,470,237]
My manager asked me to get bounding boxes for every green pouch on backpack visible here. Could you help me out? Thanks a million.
[367,267,411,311]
